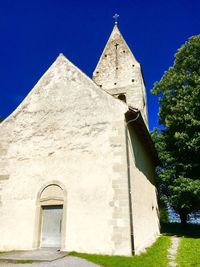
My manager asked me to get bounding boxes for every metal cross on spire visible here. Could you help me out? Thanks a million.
[113,13,119,25]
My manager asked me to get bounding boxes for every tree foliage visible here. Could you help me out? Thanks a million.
[151,35,200,224]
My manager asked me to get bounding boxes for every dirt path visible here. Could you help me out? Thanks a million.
[168,236,180,267]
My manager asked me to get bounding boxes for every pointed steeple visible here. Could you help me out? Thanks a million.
[93,24,148,126]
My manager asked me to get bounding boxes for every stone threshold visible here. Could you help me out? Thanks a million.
[0,248,68,263]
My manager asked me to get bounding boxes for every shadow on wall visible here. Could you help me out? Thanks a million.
[127,124,156,187]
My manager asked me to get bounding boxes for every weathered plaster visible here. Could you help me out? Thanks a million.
[0,54,132,254]
[0,25,159,255]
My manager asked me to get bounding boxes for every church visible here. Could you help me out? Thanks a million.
[0,22,160,256]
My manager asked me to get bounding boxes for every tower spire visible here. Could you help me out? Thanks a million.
[92,24,149,127]
[113,13,119,25]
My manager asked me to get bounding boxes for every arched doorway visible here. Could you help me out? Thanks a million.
[33,182,67,250]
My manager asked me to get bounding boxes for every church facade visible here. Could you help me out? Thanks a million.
[0,25,159,256]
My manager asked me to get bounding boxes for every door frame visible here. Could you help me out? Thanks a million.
[33,181,67,250]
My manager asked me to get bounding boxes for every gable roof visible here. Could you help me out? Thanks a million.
[0,50,157,166]
[0,53,127,125]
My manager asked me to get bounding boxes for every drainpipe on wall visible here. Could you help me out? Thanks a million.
[125,111,140,256]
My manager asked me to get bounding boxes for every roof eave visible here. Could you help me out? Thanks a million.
[125,107,159,166]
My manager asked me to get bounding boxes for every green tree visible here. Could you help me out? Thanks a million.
[151,35,200,225]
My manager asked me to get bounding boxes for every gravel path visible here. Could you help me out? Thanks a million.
[0,256,101,267]
[168,236,180,267]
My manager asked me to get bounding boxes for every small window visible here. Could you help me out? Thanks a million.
[118,94,126,103]
[132,79,135,82]
[104,54,107,57]
[100,85,102,88]
[114,82,117,85]
[123,50,126,53]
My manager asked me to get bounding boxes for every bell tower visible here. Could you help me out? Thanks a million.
[93,22,148,126]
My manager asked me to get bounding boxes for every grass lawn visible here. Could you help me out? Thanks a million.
[70,235,171,267]
[177,236,200,267]
[162,223,200,267]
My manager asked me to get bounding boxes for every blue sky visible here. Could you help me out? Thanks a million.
[0,0,199,130]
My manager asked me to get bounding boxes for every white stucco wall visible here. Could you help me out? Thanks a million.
[127,127,160,255]
[0,54,133,255]
[0,52,159,256]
